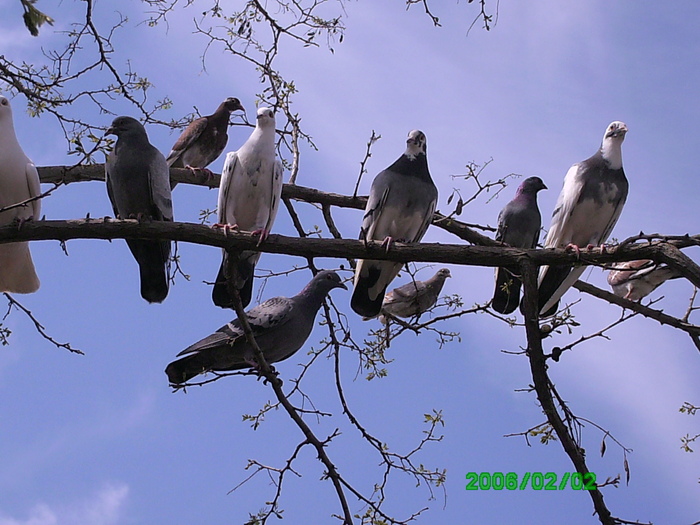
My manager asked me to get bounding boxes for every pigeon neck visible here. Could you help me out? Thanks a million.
[600,139,623,170]
[388,154,430,179]
[298,282,331,306]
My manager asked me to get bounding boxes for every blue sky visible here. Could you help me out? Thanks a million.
[1,1,699,524]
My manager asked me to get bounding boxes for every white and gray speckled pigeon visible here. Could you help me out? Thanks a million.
[105,116,173,303]
[607,260,682,302]
[492,177,547,314]
[351,130,438,318]
[166,97,244,189]
[537,121,629,317]
[166,270,346,385]
[374,268,451,323]
[212,107,283,309]
[0,96,42,293]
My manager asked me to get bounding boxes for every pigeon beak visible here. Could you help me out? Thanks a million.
[338,281,348,290]
[105,126,115,137]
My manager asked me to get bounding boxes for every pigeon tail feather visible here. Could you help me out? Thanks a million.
[0,243,40,293]
[351,266,386,318]
[128,239,169,303]
[492,267,521,315]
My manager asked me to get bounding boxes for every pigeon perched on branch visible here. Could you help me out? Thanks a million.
[607,260,682,301]
[212,107,283,309]
[492,177,546,314]
[166,97,245,187]
[105,116,174,303]
[374,268,451,323]
[166,270,346,385]
[537,121,629,317]
[0,95,42,293]
[351,130,438,318]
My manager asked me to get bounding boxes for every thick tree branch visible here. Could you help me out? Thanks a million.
[520,261,615,525]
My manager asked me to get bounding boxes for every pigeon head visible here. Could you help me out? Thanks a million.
[303,270,347,296]
[404,130,427,159]
[604,121,628,140]
[0,96,12,121]
[436,268,451,280]
[518,176,548,195]
[106,116,147,139]
[222,97,245,114]
[600,121,628,169]
[256,107,276,129]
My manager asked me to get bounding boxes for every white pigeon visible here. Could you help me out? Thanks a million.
[212,107,283,309]
[350,130,438,318]
[0,96,42,293]
[537,121,629,317]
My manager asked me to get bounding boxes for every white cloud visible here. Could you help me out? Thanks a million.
[0,483,129,525]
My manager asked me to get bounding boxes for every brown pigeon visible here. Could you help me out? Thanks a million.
[607,260,682,301]
[166,97,245,187]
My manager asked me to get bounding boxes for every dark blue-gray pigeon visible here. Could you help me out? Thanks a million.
[537,121,629,317]
[351,130,438,318]
[0,95,42,293]
[492,177,547,314]
[212,107,283,309]
[105,116,174,303]
[166,270,346,385]
[607,259,682,301]
[166,97,244,188]
[375,267,451,323]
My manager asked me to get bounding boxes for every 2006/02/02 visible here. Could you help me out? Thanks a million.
[465,471,597,491]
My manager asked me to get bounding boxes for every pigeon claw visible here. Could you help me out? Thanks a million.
[251,228,270,246]
[185,165,215,181]
[381,236,394,253]
[564,243,582,260]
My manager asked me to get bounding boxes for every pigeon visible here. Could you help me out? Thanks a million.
[607,260,682,302]
[351,130,438,318]
[492,177,547,314]
[0,95,42,293]
[105,116,174,303]
[166,97,245,188]
[537,121,629,317]
[166,270,346,385]
[374,267,451,323]
[212,107,283,309]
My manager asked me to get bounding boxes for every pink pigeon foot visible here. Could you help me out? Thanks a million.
[564,243,582,260]
[212,223,240,235]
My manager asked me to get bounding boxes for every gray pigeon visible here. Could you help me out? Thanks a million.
[492,177,547,314]
[0,96,42,293]
[166,270,346,385]
[166,97,245,188]
[607,259,682,301]
[105,116,174,303]
[351,130,438,318]
[212,107,283,309]
[375,268,451,323]
[537,121,629,317]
